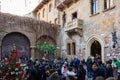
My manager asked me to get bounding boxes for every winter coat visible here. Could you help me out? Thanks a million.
[92,68,105,80]
[98,65,106,78]
[73,59,80,67]
[106,67,113,78]
[49,70,60,80]
[86,58,93,71]
[77,67,86,80]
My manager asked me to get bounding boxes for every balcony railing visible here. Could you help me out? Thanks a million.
[64,18,83,32]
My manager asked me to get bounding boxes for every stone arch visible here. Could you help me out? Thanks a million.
[37,35,56,45]
[86,35,105,62]
[35,35,56,59]
[1,32,31,60]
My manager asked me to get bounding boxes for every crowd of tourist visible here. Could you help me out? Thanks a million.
[1,54,120,80]
[21,55,120,80]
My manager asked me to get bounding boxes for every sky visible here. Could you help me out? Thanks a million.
[0,0,39,16]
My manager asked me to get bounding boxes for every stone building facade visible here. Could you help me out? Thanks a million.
[33,0,59,24]
[33,0,120,62]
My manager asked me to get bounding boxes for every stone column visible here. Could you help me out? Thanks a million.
[30,45,36,60]
[57,47,61,57]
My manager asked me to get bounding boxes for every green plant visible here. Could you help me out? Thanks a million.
[37,42,57,56]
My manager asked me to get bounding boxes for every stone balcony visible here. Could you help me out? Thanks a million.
[56,0,78,11]
[64,18,83,37]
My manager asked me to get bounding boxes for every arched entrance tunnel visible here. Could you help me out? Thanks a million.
[91,40,101,57]
[1,32,31,61]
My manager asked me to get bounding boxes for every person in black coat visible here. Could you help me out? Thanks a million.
[86,57,93,78]
[77,63,86,80]
[26,60,37,80]
[34,61,43,80]
[92,63,105,80]
[105,64,113,79]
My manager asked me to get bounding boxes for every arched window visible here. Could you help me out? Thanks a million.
[38,13,40,20]
[49,4,52,12]
[43,9,45,18]
[91,0,99,14]
[54,0,57,7]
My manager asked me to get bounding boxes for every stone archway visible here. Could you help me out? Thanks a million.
[37,35,56,45]
[86,35,105,62]
[1,32,31,61]
[36,35,56,59]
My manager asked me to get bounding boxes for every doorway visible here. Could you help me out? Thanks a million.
[1,32,31,60]
[91,40,101,57]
